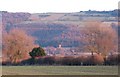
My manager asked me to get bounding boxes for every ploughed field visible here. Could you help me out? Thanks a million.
[2,66,118,75]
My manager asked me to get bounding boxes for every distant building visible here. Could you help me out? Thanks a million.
[58,44,62,48]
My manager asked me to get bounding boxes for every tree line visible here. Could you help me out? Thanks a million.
[2,21,119,65]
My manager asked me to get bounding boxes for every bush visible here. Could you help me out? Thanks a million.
[20,58,36,65]
[19,55,105,66]
[106,54,119,65]
[37,56,63,65]
[2,61,12,65]
[82,56,92,65]
[37,57,45,65]
[61,56,75,65]
[51,56,63,65]
[91,54,104,65]
[29,47,46,58]
[73,56,84,65]
[43,56,56,65]
[76,54,104,65]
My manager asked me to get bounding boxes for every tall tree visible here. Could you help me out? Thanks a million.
[2,28,37,63]
[80,21,117,58]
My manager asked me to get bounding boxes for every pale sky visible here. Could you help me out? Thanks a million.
[0,0,119,13]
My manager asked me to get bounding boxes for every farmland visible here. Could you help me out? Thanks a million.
[1,10,119,76]
[2,66,118,75]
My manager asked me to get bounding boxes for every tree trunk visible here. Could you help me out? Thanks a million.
[91,51,94,56]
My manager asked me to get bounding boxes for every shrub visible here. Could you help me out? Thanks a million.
[2,61,12,65]
[43,56,56,65]
[106,54,119,65]
[52,56,63,65]
[61,56,75,65]
[92,54,104,65]
[80,54,104,65]
[29,47,46,58]
[20,58,36,65]
[73,56,83,65]
[37,57,45,65]
[19,55,104,66]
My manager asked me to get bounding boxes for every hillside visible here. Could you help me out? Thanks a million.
[1,10,118,47]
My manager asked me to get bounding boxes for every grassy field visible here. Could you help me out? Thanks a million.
[2,66,118,75]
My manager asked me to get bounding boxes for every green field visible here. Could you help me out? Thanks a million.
[2,66,118,75]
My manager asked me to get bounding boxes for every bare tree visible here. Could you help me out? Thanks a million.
[80,21,117,58]
[2,28,38,63]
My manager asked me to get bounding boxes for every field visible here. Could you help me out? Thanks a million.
[2,66,118,75]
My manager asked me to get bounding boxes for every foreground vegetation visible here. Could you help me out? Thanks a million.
[2,66,118,75]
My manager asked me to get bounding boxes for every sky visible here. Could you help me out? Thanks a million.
[0,0,119,13]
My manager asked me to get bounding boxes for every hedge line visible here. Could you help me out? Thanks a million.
[2,54,119,66]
